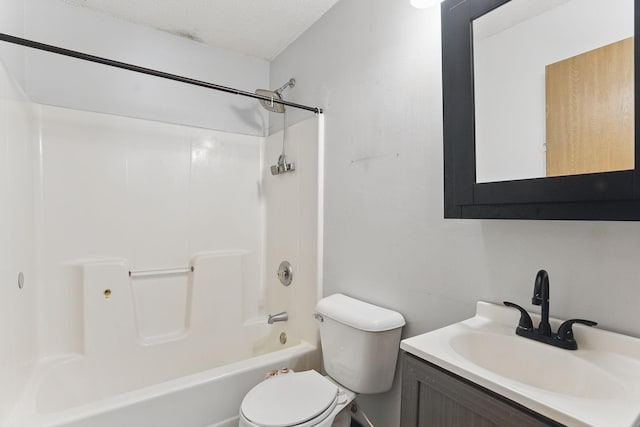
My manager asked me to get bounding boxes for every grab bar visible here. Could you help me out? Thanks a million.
[129,266,194,279]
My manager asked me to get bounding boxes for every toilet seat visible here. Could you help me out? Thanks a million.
[240,370,340,427]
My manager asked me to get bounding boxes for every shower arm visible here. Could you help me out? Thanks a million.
[275,78,295,95]
[0,33,322,114]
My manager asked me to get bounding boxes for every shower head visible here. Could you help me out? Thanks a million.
[255,78,295,113]
[256,89,285,113]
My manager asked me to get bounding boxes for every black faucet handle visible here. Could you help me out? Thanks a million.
[503,301,534,332]
[556,319,598,344]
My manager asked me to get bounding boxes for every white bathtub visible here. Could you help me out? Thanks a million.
[2,251,321,427]
[8,342,318,427]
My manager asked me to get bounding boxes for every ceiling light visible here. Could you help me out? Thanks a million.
[410,0,444,9]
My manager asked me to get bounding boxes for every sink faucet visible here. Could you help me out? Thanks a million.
[532,270,551,336]
[504,270,597,350]
[267,311,288,324]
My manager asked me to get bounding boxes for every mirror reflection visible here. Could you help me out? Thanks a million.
[473,0,634,184]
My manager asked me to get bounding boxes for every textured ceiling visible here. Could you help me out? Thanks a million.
[63,0,341,60]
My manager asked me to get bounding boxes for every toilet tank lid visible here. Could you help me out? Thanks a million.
[316,294,406,332]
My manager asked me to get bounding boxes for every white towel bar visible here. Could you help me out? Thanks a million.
[128,266,194,279]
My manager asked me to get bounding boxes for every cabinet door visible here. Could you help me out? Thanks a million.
[400,353,562,427]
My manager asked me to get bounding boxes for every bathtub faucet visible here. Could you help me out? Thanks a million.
[268,311,288,324]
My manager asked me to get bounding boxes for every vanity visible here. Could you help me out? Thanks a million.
[400,352,558,426]
[399,302,640,426]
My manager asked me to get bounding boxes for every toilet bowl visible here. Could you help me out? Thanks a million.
[239,370,355,427]
[239,294,405,427]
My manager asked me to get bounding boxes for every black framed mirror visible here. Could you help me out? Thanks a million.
[442,0,640,220]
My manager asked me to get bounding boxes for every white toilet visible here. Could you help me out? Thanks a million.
[239,293,406,427]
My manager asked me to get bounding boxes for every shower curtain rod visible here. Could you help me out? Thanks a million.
[0,33,323,114]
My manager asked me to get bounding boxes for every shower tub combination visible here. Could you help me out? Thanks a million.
[3,110,323,426]
[10,250,322,427]
[0,34,325,427]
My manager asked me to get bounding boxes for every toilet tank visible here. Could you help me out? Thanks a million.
[315,294,405,394]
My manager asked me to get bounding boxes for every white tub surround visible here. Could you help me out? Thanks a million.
[0,58,38,425]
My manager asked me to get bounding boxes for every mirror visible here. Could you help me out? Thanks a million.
[473,0,634,183]
[442,0,640,220]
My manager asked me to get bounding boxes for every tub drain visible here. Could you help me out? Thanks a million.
[279,332,287,344]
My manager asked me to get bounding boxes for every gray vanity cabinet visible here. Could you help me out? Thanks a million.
[400,352,563,427]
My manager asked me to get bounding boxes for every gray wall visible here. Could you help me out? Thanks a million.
[271,0,640,424]
[19,0,270,136]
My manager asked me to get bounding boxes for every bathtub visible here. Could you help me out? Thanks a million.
[7,342,318,427]
[1,252,322,426]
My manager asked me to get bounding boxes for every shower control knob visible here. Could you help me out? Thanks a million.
[277,261,293,286]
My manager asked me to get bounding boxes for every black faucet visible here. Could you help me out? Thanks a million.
[504,270,597,350]
[532,270,552,336]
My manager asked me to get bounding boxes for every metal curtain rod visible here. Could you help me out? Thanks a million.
[0,33,323,114]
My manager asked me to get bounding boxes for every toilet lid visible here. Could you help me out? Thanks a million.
[241,370,339,427]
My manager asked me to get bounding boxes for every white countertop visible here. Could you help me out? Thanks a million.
[401,302,640,427]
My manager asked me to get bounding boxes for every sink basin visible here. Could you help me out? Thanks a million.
[400,301,640,427]
[449,331,621,398]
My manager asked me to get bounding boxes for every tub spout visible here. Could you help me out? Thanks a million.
[268,311,288,324]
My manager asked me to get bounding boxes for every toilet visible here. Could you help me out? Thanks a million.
[239,293,406,427]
